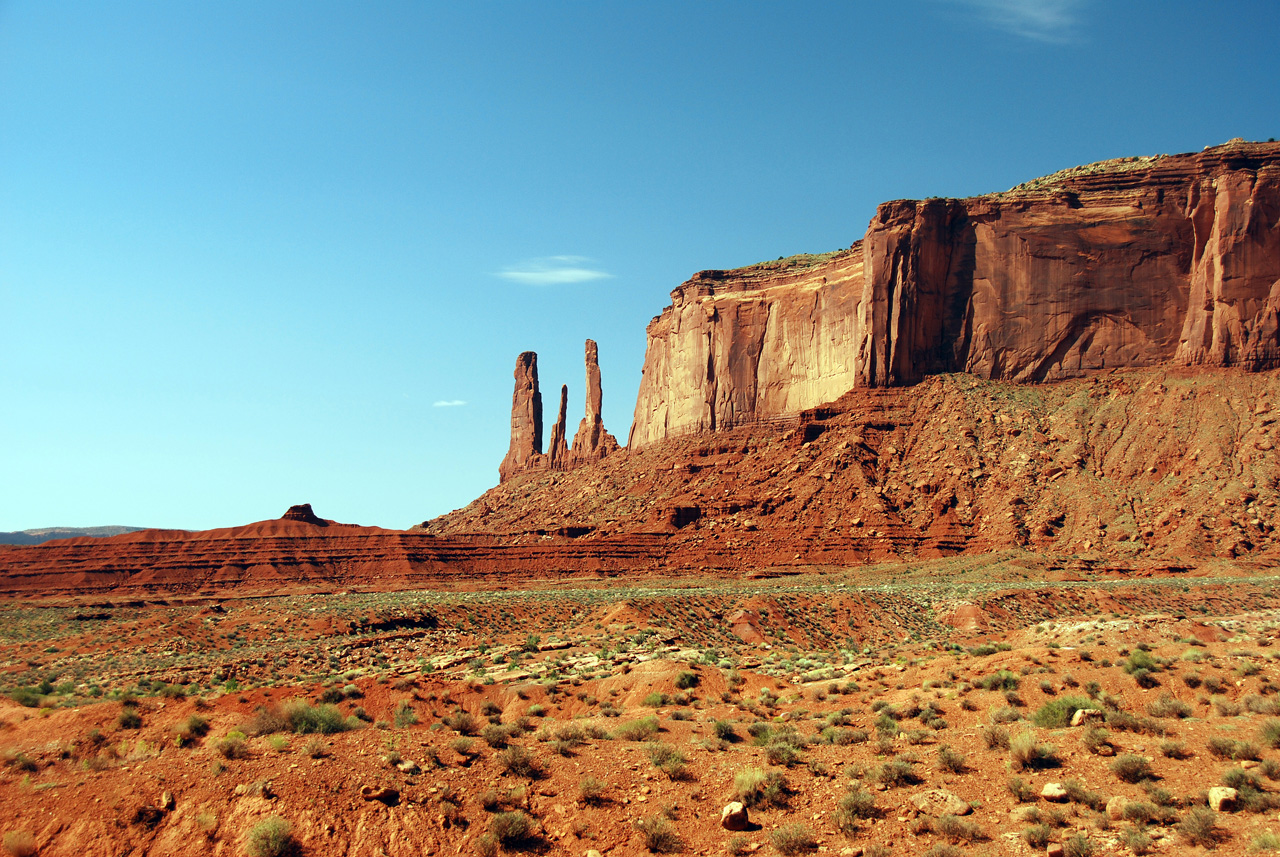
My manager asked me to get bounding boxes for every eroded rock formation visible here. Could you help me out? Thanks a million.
[631,140,1280,446]
[569,339,621,466]
[500,341,619,481]
[498,352,543,482]
[547,385,570,469]
[282,503,328,526]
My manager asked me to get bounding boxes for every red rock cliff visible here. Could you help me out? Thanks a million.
[630,140,1280,446]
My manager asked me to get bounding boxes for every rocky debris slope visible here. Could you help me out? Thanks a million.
[432,366,1280,569]
[631,140,1280,446]
[11,366,1279,596]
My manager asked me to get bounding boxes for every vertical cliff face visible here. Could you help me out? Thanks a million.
[498,352,543,483]
[629,140,1280,447]
[628,249,864,447]
[1177,165,1280,370]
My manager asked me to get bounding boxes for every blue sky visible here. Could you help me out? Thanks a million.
[2,1,1277,530]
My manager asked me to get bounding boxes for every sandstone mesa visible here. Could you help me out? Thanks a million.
[4,139,1280,594]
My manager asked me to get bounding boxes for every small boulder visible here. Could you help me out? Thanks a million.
[395,759,421,774]
[1208,786,1238,812]
[721,801,749,831]
[1046,844,1065,857]
[1106,795,1127,820]
[1041,782,1069,802]
[361,785,400,806]
[909,789,972,816]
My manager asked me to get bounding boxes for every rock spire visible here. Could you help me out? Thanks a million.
[547,384,570,469]
[498,340,620,482]
[498,352,543,483]
[569,339,620,466]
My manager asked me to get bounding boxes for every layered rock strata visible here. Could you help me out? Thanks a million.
[499,341,619,481]
[631,140,1280,446]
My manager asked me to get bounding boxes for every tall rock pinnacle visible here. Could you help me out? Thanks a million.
[569,339,620,466]
[547,384,570,469]
[498,351,543,483]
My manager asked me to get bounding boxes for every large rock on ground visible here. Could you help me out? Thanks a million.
[1208,786,1238,811]
[910,789,971,816]
[720,801,749,830]
[1041,782,1069,802]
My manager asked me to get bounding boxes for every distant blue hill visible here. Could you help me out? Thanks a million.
[0,526,146,546]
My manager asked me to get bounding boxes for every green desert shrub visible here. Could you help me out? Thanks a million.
[1032,695,1096,728]
[1111,754,1155,783]
[1178,806,1222,848]
[282,699,356,734]
[867,758,921,788]
[832,786,879,835]
[1147,693,1192,719]
[498,746,544,779]
[215,730,249,760]
[118,706,142,730]
[936,745,967,773]
[1021,824,1052,849]
[977,671,1020,691]
[613,717,660,741]
[734,767,789,808]
[1259,718,1280,749]
[490,811,536,847]
[245,816,298,857]
[981,724,1010,749]
[1009,732,1059,771]
[935,814,984,843]
[770,824,817,855]
[636,815,681,853]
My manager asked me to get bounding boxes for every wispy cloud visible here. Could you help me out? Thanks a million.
[950,0,1086,43]
[433,400,467,408]
[497,255,613,286]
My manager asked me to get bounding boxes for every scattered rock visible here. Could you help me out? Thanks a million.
[1070,708,1103,727]
[909,789,972,816]
[1208,786,1238,812]
[1041,783,1069,802]
[360,785,400,806]
[721,801,749,831]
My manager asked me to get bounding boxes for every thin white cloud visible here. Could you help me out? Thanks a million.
[497,255,613,286]
[951,0,1085,43]
[433,400,467,408]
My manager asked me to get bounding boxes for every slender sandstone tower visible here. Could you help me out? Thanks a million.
[498,351,542,483]
[569,339,620,466]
